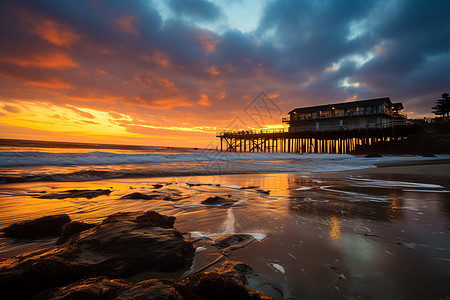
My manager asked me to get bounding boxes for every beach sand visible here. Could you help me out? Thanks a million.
[354,160,450,182]
[0,159,449,299]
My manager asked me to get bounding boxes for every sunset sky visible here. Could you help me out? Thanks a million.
[0,0,449,147]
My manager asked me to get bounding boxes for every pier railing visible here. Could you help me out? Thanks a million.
[283,110,407,123]
[217,120,409,136]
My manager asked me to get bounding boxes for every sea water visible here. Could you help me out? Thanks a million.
[0,139,449,299]
[0,139,446,184]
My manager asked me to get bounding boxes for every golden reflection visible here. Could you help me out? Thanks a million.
[328,215,342,246]
[389,197,400,216]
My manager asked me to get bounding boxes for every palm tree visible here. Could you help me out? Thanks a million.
[432,93,450,120]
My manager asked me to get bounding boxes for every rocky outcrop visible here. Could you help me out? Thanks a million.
[35,277,181,300]
[201,196,237,207]
[36,272,272,300]
[178,272,271,300]
[56,221,96,244]
[120,192,159,200]
[209,260,256,285]
[0,211,194,299]
[39,189,111,199]
[1,214,71,239]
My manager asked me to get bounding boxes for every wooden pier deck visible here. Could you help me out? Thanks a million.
[217,122,414,154]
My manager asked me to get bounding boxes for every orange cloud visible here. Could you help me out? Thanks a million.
[28,17,80,47]
[203,65,220,76]
[27,78,73,89]
[66,95,124,102]
[198,94,211,106]
[156,78,176,89]
[2,104,21,113]
[2,52,78,69]
[153,50,170,67]
[95,68,107,74]
[197,30,220,54]
[16,7,80,47]
[136,96,193,110]
[116,15,139,34]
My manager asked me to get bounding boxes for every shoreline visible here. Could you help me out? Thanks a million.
[1,158,449,299]
[346,160,450,184]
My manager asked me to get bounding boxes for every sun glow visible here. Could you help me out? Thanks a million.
[0,101,131,137]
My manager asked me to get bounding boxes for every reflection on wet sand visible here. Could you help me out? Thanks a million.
[0,173,449,299]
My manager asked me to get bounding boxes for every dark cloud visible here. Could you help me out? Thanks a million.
[0,0,449,132]
[2,105,21,113]
[168,0,223,22]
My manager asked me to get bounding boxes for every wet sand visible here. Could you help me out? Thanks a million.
[353,160,450,182]
[0,160,449,299]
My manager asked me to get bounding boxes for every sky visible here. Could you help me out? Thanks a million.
[0,0,449,148]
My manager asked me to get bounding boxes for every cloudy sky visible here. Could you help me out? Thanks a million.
[0,0,449,147]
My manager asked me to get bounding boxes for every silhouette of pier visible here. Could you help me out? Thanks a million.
[217,97,412,154]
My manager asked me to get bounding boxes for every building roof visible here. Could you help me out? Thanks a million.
[288,97,395,114]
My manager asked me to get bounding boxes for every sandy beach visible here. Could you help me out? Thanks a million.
[354,160,450,181]
[1,157,449,299]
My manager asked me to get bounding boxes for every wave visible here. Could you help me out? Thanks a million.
[0,151,357,167]
[0,151,446,184]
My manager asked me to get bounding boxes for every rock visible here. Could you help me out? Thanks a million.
[36,277,182,300]
[39,189,111,199]
[56,221,96,244]
[132,211,176,228]
[101,211,176,228]
[240,186,259,190]
[120,192,159,200]
[212,234,257,252]
[364,153,383,158]
[256,189,270,195]
[1,214,71,239]
[0,211,194,299]
[178,272,271,300]
[210,261,256,285]
[201,196,237,207]
[186,183,211,187]
[37,273,272,300]
[35,277,127,300]
[153,184,164,189]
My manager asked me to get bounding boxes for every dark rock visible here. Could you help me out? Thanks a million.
[120,192,159,200]
[36,277,182,300]
[133,211,176,228]
[35,276,127,300]
[120,279,182,300]
[101,211,175,229]
[1,214,71,239]
[212,234,257,251]
[240,186,259,190]
[186,183,211,187]
[364,153,383,158]
[210,261,256,285]
[39,189,111,199]
[201,196,237,207]
[0,211,194,299]
[178,272,271,300]
[256,189,270,195]
[153,184,164,189]
[56,221,96,244]
[37,273,272,300]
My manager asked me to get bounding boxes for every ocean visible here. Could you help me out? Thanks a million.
[0,138,449,299]
[0,138,444,184]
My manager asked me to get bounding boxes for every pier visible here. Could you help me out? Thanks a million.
[217,97,412,154]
